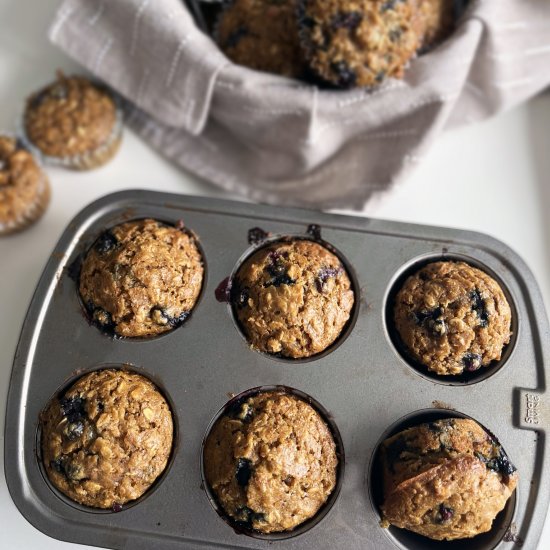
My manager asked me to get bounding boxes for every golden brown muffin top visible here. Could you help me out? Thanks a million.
[41,369,173,509]
[298,0,422,87]
[79,218,204,338]
[204,391,338,533]
[393,261,512,375]
[233,239,354,358]
[25,72,118,158]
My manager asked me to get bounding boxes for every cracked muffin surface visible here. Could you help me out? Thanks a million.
[79,218,204,338]
[232,239,354,358]
[217,0,305,77]
[40,369,173,509]
[298,0,422,88]
[379,418,518,540]
[393,261,512,375]
[0,135,50,235]
[24,72,121,168]
[203,391,338,533]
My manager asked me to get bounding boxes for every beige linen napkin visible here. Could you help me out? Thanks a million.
[50,0,550,209]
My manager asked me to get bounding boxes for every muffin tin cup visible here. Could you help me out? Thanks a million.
[35,363,180,515]
[384,252,519,386]
[4,190,549,549]
[368,408,518,550]
[225,232,361,363]
[200,385,345,541]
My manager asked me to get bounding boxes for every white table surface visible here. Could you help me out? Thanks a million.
[1,1,549,548]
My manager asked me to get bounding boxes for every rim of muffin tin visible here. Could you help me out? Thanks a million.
[35,363,180,514]
[199,385,346,540]
[383,252,519,386]
[367,408,518,550]
[72,217,208,341]
[224,232,360,364]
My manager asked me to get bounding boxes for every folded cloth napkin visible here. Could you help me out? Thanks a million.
[50,0,550,209]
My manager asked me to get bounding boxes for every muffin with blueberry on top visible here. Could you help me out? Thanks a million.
[393,260,512,376]
[379,417,518,540]
[231,239,354,358]
[297,0,422,88]
[40,369,173,509]
[203,390,339,533]
[79,218,203,338]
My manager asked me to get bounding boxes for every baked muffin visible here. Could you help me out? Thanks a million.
[217,0,305,78]
[0,135,50,235]
[393,261,512,376]
[79,219,204,338]
[298,0,422,88]
[232,239,354,358]
[23,72,122,170]
[379,418,518,540]
[203,390,338,533]
[41,369,173,509]
[416,0,456,50]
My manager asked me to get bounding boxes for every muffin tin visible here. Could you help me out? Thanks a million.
[4,190,549,549]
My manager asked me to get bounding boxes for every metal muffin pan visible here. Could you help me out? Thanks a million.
[4,190,549,549]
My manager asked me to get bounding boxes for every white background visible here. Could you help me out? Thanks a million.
[0,0,549,548]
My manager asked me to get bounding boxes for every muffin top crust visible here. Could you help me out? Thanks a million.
[298,0,422,87]
[232,239,354,358]
[393,261,512,375]
[24,72,118,159]
[203,390,338,533]
[41,369,174,509]
[79,218,204,338]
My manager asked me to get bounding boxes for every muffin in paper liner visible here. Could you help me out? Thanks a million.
[19,72,123,171]
[0,134,51,236]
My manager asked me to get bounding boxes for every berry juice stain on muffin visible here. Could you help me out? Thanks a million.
[393,261,512,376]
[23,71,122,170]
[379,418,518,540]
[79,218,204,338]
[217,0,306,78]
[0,135,50,235]
[231,239,354,358]
[40,369,173,509]
[203,390,338,533]
[298,0,422,88]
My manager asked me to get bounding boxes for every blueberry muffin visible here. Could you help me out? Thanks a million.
[298,0,422,88]
[416,0,456,50]
[23,72,122,170]
[232,239,354,358]
[393,261,512,376]
[0,135,50,235]
[379,418,518,540]
[203,390,338,533]
[79,219,203,338]
[216,0,305,78]
[41,369,173,509]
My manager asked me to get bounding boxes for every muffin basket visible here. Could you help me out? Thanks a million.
[4,190,549,549]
